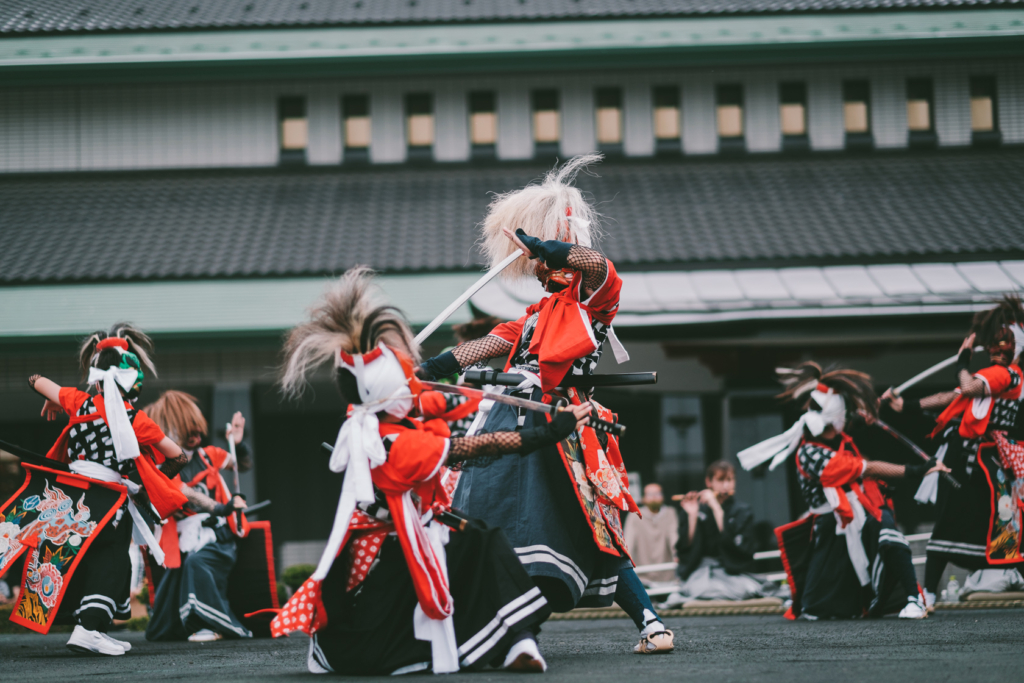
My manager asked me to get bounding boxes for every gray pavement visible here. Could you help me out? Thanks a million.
[1,610,1021,682]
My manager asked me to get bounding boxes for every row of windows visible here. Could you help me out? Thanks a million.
[276,75,1004,163]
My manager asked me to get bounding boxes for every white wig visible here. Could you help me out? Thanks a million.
[479,153,603,280]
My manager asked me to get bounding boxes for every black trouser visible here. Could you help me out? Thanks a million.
[59,510,133,633]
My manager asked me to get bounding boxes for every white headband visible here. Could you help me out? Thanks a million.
[738,385,847,472]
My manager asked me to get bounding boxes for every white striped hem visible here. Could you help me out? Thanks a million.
[458,587,548,667]
[180,592,251,637]
[515,545,588,592]
[927,540,987,557]
[582,575,618,597]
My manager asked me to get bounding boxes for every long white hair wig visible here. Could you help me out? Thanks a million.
[479,153,603,280]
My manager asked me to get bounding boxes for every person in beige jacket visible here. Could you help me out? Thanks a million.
[624,484,679,584]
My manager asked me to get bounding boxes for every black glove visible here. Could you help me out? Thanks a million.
[903,458,936,481]
[515,229,572,269]
[419,351,461,381]
[956,347,972,375]
[211,500,243,517]
[518,411,580,454]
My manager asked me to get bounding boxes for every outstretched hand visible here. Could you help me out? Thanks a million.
[40,399,64,422]
[927,461,952,476]
[228,411,246,444]
[959,333,977,354]
[502,226,533,258]
[881,387,904,413]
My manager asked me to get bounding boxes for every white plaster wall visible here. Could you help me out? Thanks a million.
[745,75,781,153]
[870,71,908,149]
[807,74,844,151]
[434,84,469,162]
[307,84,343,165]
[0,89,78,172]
[996,62,1024,144]
[681,77,716,155]
[561,83,596,157]
[370,87,405,163]
[623,79,655,157]
[496,81,533,160]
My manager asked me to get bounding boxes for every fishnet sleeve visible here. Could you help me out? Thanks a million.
[160,451,189,479]
[920,391,959,411]
[447,432,523,469]
[452,336,513,368]
[567,245,608,295]
[864,460,907,480]
[957,369,988,397]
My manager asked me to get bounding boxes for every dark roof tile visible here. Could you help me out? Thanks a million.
[1,149,1022,285]
[1,0,1019,35]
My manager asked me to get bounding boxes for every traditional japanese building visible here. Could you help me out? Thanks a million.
[2,0,1023,560]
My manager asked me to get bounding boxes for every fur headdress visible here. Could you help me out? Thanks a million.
[738,362,876,472]
[971,294,1024,359]
[479,153,602,280]
[280,266,419,399]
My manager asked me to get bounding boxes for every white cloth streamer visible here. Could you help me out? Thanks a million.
[69,459,165,566]
[175,513,217,555]
[412,519,459,674]
[914,442,948,504]
[738,386,846,471]
[832,490,870,586]
[86,366,141,463]
[606,326,630,364]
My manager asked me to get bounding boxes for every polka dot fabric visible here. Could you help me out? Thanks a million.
[345,530,390,592]
[270,578,325,637]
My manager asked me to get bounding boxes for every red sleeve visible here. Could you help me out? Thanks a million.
[819,452,865,488]
[58,387,91,415]
[379,430,449,486]
[131,410,168,446]
[577,259,621,325]
[976,365,1012,395]
[488,317,525,345]
[203,445,230,469]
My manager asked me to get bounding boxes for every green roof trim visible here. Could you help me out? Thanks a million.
[1,10,1022,83]
[0,274,481,342]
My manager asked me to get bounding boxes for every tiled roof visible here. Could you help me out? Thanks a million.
[1,0,1020,35]
[1,148,1022,285]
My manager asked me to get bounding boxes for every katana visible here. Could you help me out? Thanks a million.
[422,380,626,437]
[891,346,984,397]
[873,417,960,489]
[414,249,524,345]
[0,437,69,472]
[241,500,271,515]
[225,422,244,528]
[464,369,657,388]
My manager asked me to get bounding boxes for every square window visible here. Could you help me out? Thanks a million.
[405,93,434,149]
[595,87,622,145]
[906,78,933,132]
[342,94,371,149]
[716,84,743,139]
[779,82,807,137]
[532,89,560,144]
[844,102,869,134]
[469,91,497,146]
[278,96,307,164]
[653,85,680,140]
[970,76,997,133]
[281,118,309,150]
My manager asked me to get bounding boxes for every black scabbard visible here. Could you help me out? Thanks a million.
[463,369,657,388]
[0,437,69,472]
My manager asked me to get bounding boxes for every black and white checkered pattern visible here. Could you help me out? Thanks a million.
[990,397,1021,430]
[67,396,139,475]
[796,442,835,511]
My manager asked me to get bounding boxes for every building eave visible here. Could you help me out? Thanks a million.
[2,11,1022,85]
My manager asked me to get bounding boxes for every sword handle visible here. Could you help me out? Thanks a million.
[553,407,626,438]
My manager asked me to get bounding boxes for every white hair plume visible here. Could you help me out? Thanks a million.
[479,154,603,280]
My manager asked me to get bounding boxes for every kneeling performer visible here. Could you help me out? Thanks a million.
[272,267,589,675]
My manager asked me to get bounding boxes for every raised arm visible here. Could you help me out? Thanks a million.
[505,227,608,299]
[864,458,949,481]
[180,484,245,516]
[156,437,189,479]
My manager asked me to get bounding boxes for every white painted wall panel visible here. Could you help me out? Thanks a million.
[745,76,780,153]
[623,80,655,157]
[871,72,908,149]
[434,85,469,162]
[561,83,595,157]
[681,78,716,155]
[0,89,78,172]
[935,67,971,147]
[370,87,405,164]
[997,63,1024,144]
[496,82,532,160]
[307,85,342,165]
[808,75,844,151]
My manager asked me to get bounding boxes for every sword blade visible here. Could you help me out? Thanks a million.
[873,418,961,489]
[893,346,984,397]
[414,249,523,345]
[422,381,556,414]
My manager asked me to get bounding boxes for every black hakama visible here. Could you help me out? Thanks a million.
[311,518,550,675]
[452,395,622,612]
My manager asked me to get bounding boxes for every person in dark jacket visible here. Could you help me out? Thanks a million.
[669,461,767,602]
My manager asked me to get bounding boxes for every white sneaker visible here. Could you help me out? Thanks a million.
[898,596,928,619]
[67,625,126,656]
[188,628,223,642]
[100,632,132,651]
[503,636,547,673]
[923,590,936,614]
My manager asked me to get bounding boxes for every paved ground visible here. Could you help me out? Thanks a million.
[1,610,1020,681]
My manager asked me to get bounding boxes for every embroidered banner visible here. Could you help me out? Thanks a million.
[978,444,1023,564]
[0,464,126,633]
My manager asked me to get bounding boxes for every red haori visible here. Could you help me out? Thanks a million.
[932,364,1023,439]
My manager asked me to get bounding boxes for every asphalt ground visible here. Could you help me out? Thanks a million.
[1,610,1020,682]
